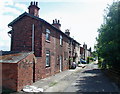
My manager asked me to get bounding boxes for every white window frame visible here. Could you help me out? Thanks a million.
[60,35,63,46]
[46,50,50,67]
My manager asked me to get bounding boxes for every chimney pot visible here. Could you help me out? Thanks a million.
[58,20,60,24]
[36,2,38,6]
[30,2,33,5]
[53,20,54,24]
[52,19,61,30]
[55,19,57,23]
[65,29,70,36]
[34,1,35,5]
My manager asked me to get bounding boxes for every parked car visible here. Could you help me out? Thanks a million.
[80,59,87,64]
[93,58,96,61]
[78,63,86,68]
[71,62,77,69]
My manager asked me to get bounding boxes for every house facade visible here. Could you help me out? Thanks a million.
[64,30,81,68]
[80,43,92,61]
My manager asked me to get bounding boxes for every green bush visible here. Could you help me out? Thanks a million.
[96,1,120,69]
[89,57,94,61]
[87,57,94,63]
[98,58,104,68]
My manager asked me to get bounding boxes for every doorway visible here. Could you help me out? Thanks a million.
[59,56,62,72]
[33,59,35,82]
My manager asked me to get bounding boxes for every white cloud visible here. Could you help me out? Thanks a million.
[0,0,14,6]
[3,7,21,15]
[0,0,25,51]
[15,3,28,12]
[0,15,12,51]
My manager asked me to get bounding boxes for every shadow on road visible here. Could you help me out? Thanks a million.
[75,69,118,92]
[82,69,101,74]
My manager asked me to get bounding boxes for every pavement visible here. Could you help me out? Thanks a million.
[31,66,84,92]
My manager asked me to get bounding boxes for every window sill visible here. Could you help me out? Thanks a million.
[45,66,51,69]
[46,40,50,43]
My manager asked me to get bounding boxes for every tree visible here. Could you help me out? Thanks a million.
[96,1,120,69]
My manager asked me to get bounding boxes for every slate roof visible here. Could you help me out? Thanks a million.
[8,12,80,45]
[0,51,34,63]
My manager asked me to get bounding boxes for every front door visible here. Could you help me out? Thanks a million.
[59,56,62,72]
[33,59,35,82]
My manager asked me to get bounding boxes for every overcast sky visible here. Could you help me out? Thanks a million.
[0,0,114,51]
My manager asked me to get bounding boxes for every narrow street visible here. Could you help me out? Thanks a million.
[45,63,120,92]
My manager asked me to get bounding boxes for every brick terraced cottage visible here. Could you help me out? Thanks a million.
[80,43,92,61]
[4,1,81,91]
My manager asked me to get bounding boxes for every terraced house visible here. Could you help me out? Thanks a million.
[0,1,81,91]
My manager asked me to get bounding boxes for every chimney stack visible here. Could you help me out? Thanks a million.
[36,2,38,6]
[28,1,40,17]
[83,43,87,50]
[52,19,61,30]
[65,29,70,36]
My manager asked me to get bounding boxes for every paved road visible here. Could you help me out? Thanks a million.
[64,63,120,92]
[45,63,120,92]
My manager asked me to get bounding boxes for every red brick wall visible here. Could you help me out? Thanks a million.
[11,16,42,57]
[37,23,69,78]
[35,24,57,79]
[80,47,84,54]
[2,63,18,91]
[35,57,44,80]
[17,54,35,91]
[34,23,70,80]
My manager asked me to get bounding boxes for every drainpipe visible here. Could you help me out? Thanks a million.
[32,24,34,52]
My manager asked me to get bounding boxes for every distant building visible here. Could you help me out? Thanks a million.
[80,43,92,61]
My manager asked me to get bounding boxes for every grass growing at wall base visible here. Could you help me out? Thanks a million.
[49,81,58,87]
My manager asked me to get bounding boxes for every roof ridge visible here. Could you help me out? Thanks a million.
[8,12,80,44]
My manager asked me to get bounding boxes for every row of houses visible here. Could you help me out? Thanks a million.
[0,2,92,91]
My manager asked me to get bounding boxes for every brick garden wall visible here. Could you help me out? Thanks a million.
[2,63,18,91]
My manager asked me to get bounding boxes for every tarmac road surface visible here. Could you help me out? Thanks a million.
[45,63,120,93]
[64,63,120,92]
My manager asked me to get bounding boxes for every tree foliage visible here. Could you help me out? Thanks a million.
[96,1,120,69]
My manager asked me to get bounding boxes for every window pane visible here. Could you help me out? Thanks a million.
[46,29,50,33]
[46,29,50,41]
[46,50,50,67]
[46,33,49,40]
[60,35,62,45]
[46,56,49,66]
